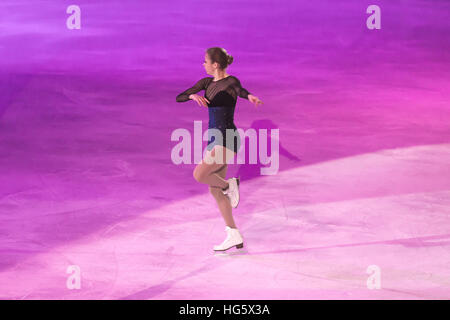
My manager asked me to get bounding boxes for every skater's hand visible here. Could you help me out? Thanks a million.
[189,94,210,107]
[248,94,263,107]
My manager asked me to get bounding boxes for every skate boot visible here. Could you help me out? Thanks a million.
[213,226,244,251]
[222,177,240,208]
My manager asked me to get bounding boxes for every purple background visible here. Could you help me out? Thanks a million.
[0,0,449,299]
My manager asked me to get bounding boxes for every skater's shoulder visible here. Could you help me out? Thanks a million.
[201,76,215,84]
[193,77,213,87]
[228,75,241,82]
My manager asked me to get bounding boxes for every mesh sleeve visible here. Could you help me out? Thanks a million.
[231,76,251,100]
[176,78,208,102]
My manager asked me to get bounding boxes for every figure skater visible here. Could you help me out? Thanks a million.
[176,47,263,252]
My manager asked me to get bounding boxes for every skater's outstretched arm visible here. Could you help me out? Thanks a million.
[231,76,263,107]
[176,77,209,102]
[230,76,250,99]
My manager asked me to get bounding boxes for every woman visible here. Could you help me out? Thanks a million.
[176,47,263,252]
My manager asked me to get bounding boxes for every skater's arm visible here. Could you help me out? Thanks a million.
[231,76,251,99]
[176,78,208,102]
[232,76,263,107]
[247,93,263,107]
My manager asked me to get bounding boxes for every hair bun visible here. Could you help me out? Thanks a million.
[227,55,234,66]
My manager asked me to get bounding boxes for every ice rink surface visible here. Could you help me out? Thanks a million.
[0,0,449,299]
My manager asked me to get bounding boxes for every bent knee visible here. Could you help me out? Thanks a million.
[193,167,205,182]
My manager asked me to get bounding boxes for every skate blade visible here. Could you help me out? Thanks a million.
[214,249,248,257]
[213,243,246,256]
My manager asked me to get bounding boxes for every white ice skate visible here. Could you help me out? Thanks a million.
[213,226,244,251]
[222,177,240,208]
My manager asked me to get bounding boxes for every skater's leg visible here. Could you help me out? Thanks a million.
[209,164,237,229]
[193,146,230,189]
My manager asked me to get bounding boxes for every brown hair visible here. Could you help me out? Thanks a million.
[206,47,233,70]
